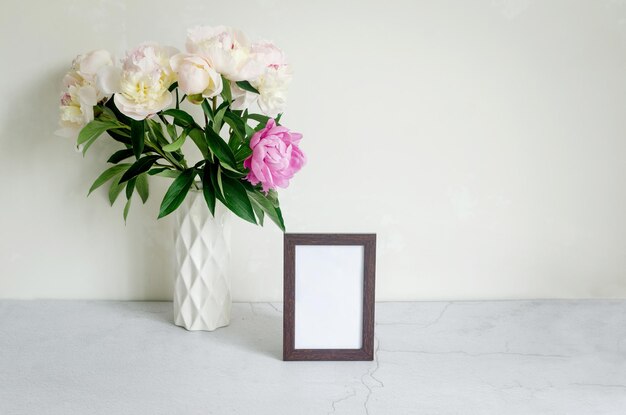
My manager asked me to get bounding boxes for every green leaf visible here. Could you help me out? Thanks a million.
[244,122,255,136]
[120,155,161,183]
[217,168,225,197]
[123,197,131,222]
[224,111,246,136]
[99,106,116,121]
[236,80,260,94]
[107,149,134,164]
[77,120,122,145]
[148,168,181,179]
[221,168,246,179]
[136,174,149,203]
[273,206,285,230]
[162,131,187,152]
[106,129,131,145]
[223,112,246,149]
[219,174,256,225]
[216,100,230,111]
[188,127,209,158]
[88,164,132,195]
[247,189,285,231]
[168,81,179,92]
[130,119,145,159]
[81,135,99,155]
[108,175,125,206]
[147,167,167,175]
[266,189,280,207]
[205,127,238,169]
[165,124,178,142]
[201,99,214,121]
[221,77,232,102]
[146,120,170,147]
[81,120,128,155]
[250,198,264,226]
[254,122,268,132]
[201,167,216,216]
[209,164,224,199]
[170,151,184,162]
[125,177,136,199]
[213,105,228,134]
[162,109,196,127]
[234,145,252,163]
[246,113,272,125]
[193,159,207,169]
[158,169,196,219]
[105,96,133,126]
[227,134,243,153]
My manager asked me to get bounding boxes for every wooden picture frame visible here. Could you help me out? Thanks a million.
[283,233,376,361]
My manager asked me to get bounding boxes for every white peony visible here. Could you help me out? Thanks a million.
[251,41,287,68]
[254,64,292,117]
[100,43,179,120]
[72,49,114,87]
[185,25,264,81]
[230,41,292,117]
[170,53,222,99]
[56,49,114,138]
[230,82,259,111]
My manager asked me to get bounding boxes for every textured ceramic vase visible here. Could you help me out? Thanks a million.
[173,190,232,331]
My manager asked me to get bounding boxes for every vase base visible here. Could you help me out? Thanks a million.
[174,312,231,331]
[174,320,230,332]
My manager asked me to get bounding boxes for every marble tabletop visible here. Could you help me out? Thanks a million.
[0,300,625,414]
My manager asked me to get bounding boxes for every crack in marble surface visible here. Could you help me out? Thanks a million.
[422,302,452,328]
[327,388,356,414]
[481,378,555,395]
[266,302,282,314]
[377,302,454,328]
[360,336,383,415]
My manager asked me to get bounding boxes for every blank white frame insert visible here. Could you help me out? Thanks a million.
[294,245,364,349]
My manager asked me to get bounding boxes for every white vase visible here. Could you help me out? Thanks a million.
[173,190,232,331]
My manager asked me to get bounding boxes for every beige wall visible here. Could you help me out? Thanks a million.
[1,0,626,300]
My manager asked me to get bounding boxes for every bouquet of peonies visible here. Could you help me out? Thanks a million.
[56,26,306,230]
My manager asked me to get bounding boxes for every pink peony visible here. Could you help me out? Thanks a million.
[244,119,305,193]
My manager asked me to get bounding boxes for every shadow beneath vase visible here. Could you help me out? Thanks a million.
[118,301,284,361]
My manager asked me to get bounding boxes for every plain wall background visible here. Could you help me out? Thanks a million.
[1,0,626,301]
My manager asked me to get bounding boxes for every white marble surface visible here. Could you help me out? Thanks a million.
[0,301,625,414]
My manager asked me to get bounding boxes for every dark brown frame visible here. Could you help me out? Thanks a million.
[283,233,376,361]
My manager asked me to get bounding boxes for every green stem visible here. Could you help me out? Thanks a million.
[155,162,176,168]
[157,114,169,125]
[145,142,184,171]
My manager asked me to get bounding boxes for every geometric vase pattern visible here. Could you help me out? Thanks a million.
[173,190,232,331]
